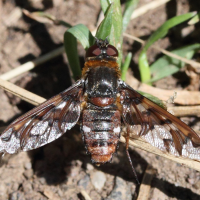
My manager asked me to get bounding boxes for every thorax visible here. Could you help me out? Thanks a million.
[83,60,120,108]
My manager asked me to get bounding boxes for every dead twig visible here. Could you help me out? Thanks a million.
[80,190,92,200]
[1,72,200,119]
[43,188,60,200]
[126,72,200,106]
[137,165,156,200]
[0,78,45,106]
[120,136,200,172]
[168,106,200,117]
[0,46,64,81]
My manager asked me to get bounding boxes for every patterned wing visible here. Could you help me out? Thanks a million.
[119,80,200,161]
[0,80,84,154]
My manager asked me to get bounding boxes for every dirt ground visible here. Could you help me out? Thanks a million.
[0,0,200,199]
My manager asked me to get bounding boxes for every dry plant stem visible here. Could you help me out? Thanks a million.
[137,165,155,200]
[0,79,200,172]
[131,0,171,20]
[0,72,199,119]
[126,72,200,106]
[0,78,45,106]
[0,46,65,81]
[43,188,60,200]
[80,190,92,200]
[168,106,200,117]
[120,136,200,172]
[123,33,200,72]
[154,46,200,72]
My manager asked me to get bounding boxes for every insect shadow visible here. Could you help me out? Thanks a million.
[152,177,200,200]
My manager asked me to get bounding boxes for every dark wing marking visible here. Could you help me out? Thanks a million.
[119,80,200,160]
[0,80,84,154]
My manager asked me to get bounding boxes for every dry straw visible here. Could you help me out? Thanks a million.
[0,78,200,171]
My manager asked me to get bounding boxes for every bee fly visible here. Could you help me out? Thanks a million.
[1,38,200,174]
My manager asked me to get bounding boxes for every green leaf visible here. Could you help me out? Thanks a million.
[138,52,151,83]
[64,24,95,79]
[100,0,110,14]
[64,1,123,79]
[65,24,94,50]
[121,52,132,81]
[143,12,197,51]
[149,44,200,82]
[137,91,167,110]
[122,0,139,32]
[138,12,196,84]
[96,0,123,65]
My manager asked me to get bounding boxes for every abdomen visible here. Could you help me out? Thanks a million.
[81,109,121,164]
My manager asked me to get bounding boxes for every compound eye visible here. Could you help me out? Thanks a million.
[85,44,101,58]
[85,43,119,58]
[106,45,118,57]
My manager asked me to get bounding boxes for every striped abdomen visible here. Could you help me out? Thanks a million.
[81,109,121,164]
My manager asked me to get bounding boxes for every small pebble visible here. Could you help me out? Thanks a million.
[9,191,25,200]
[0,183,7,198]
[38,177,46,185]
[91,171,106,191]
[76,160,83,166]
[194,180,200,189]
[22,181,33,194]
[23,169,34,179]
[12,182,19,191]
[86,163,94,171]
[78,174,90,190]
[106,177,132,200]
[24,162,32,170]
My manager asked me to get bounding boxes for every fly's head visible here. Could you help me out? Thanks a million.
[85,37,118,61]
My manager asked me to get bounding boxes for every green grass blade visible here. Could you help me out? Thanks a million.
[137,91,167,109]
[65,24,95,50]
[64,34,80,80]
[138,52,151,84]
[100,0,110,14]
[64,24,94,80]
[138,12,196,84]
[96,0,123,66]
[121,52,132,81]
[122,0,139,32]
[144,12,197,51]
[149,44,200,82]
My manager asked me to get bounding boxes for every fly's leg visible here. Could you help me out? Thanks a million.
[125,126,140,184]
